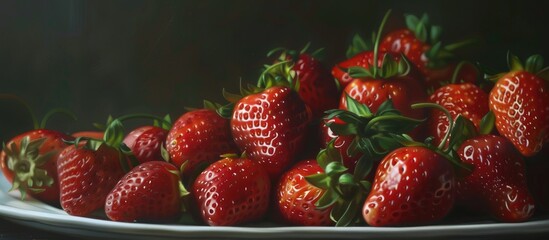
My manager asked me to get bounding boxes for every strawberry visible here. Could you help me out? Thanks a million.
[105,161,186,222]
[363,146,455,226]
[428,83,490,146]
[362,103,472,226]
[230,86,311,179]
[456,134,535,222]
[123,125,168,164]
[267,44,339,119]
[192,155,270,226]
[276,160,332,226]
[323,96,423,175]
[332,50,395,91]
[341,53,426,115]
[57,141,126,216]
[0,100,75,204]
[488,53,549,156]
[166,107,238,176]
[379,13,478,90]
[340,11,428,139]
[1,129,72,204]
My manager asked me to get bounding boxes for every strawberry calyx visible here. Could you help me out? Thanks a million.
[346,33,374,59]
[346,10,412,80]
[348,52,412,79]
[67,113,172,172]
[405,13,450,68]
[305,141,371,226]
[405,13,440,45]
[487,52,549,82]
[267,42,325,63]
[404,13,476,69]
[306,96,424,226]
[2,136,56,199]
[479,111,495,135]
[217,59,303,119]
[327,96,424,159]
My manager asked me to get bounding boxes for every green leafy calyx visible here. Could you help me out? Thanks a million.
[3,136,56,200]
[306,96,424,226]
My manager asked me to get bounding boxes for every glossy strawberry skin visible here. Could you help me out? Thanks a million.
[340,66,428,140]
[192,157,271,226]
[380,29,478,90]
[457,135,535,222]
[231,86,311,179]
[105,161,182,223]
[1,129,73,204]
[123,126,168,164]
[57,143,125,216]
[339,53,427,120]
[428,83,489,146]
[166,109,238,176]
[332,51,387,89]
[277,160,332,226]
[293,54,339,119]
[363,146,455,226]
[380,29,428,70]
[489,71,549,156]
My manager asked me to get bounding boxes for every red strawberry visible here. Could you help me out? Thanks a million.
[489,53,549,156]
[123,126,168,164]
[192,155,270,226]
[276,160,332,226]
[166,108,238,176]
[361,102,476,226]
[268,45,339,119]
[379,14,478,90]
[341,57,427,118]
[323,97,423,175]
[105,161,185,222]
[363,146,455,226]
[428,83,489,146]
[332,51,390,90]
[304,98,425,226]
[338,14,428,140]
[231,86,311,179]
[57,142,125,216]
[340,52,428,140]
[456,135,535,222]
[1,129,73,204]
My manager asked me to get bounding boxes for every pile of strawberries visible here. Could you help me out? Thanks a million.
[2,10,549,227]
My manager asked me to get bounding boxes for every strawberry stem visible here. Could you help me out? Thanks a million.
[450,61,468,84]
[372,9,392,78]
[39,108,77,129]
[257,60,294,89]
[411,103,454,150]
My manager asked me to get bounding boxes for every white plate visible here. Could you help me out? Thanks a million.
[1,173,549,240]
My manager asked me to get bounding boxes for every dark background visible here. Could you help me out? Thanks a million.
[1,0,547,143]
